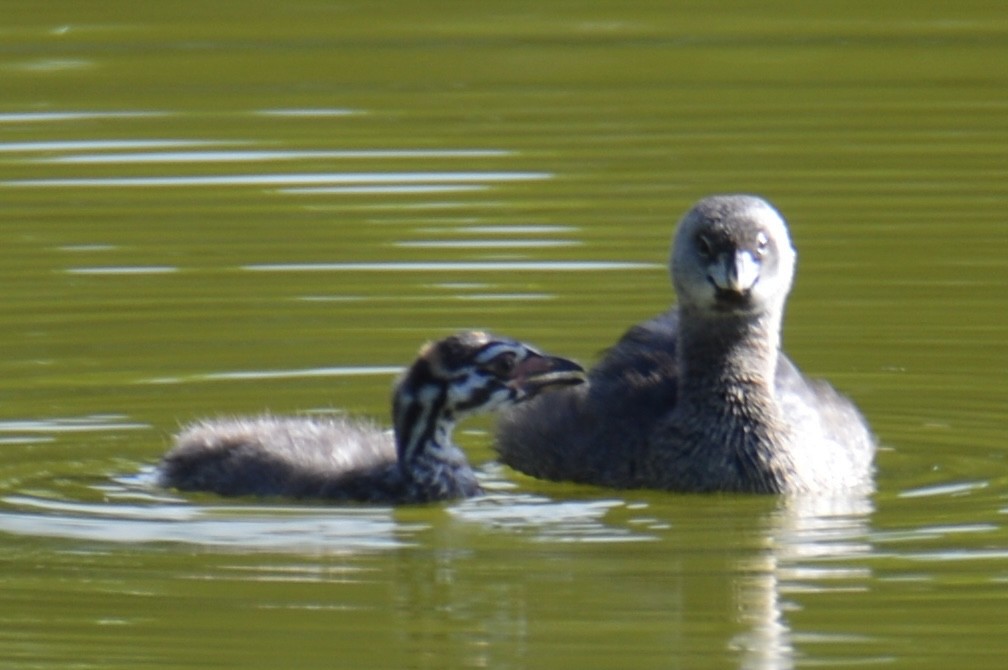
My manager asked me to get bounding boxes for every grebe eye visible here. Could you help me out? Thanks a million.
[695,234,714,259]
[487,352,517,377]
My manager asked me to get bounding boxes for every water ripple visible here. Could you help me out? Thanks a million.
[0,415,149,434]
[393,239,580,249]
[0,140,224,153]
[255,108,357,117]
[36,149,511,164]
[450,494,650,543]
[282,184,489,194]
[3,171,551,188]
[0,111,169,123]
[244,261,657,272]
[144,365,403,385]
[65,266,179,275]
[0,495,413,553]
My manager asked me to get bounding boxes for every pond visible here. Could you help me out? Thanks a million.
[2,2,1007,668]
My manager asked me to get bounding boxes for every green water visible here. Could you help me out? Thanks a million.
[2,1,1008,668]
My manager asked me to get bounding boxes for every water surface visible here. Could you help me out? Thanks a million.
[2,2,1008,668]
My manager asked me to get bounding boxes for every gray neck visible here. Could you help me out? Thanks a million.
[674,305,795,492]
[675,305,782,414]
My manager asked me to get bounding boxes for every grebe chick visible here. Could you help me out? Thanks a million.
[158,331,585,503]
[496,195,875,494]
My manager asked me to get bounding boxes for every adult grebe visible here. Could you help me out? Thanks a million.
[496,195,875,493]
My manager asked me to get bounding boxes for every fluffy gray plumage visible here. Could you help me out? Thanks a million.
[495,195,876,494]
[158,332,586,504]
[161,415,454,503]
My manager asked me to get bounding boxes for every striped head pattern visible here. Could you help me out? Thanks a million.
[391,331,585,465]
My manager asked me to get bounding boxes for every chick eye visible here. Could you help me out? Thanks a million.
[695,234,714,260]
[755,231,769,258]
[486,352,517,377]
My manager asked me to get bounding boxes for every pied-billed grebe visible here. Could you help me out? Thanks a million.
[158,331,586,503]
[496,195,875,494]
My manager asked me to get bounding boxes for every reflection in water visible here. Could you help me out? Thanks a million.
[450,490,641,543]
[360,491,876,670]
[0,447,954,669]
[0,492,411,553]
[732,494,874,670]
[0,466,646,555]
[0,409,878,669]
